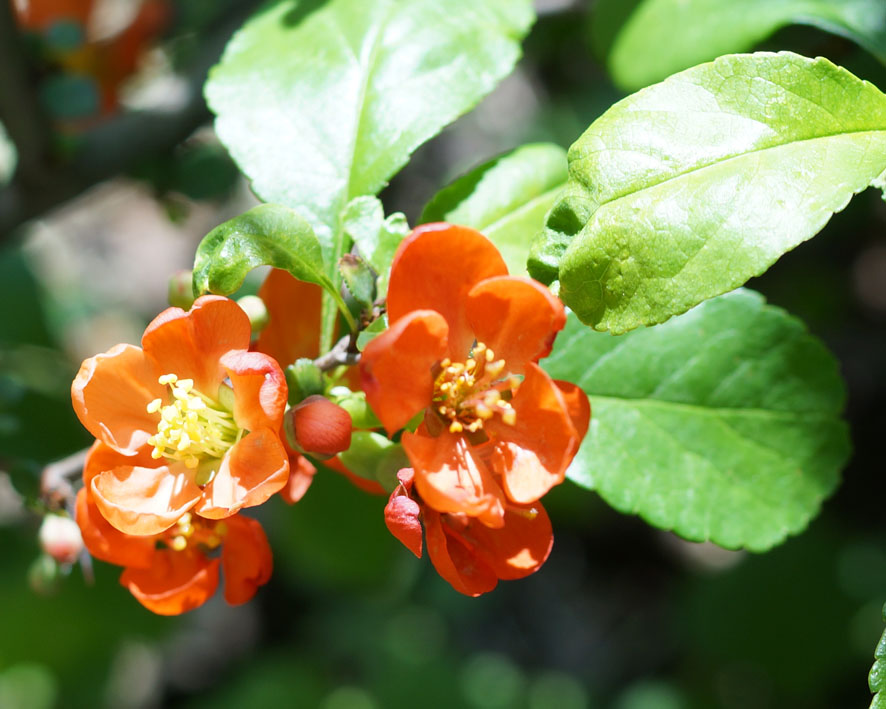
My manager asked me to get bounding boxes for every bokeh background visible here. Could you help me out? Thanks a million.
[1,1,886,707]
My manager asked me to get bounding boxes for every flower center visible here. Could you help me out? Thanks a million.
[146,373,242,469]
[164,512,228,552]
[432,342,520,434]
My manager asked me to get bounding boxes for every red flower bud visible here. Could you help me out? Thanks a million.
[284,395,352,459]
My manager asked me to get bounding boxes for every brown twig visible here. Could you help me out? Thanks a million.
[40,447,88,512]
[314,334,361,372]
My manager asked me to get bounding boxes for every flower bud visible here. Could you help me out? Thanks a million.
[236,295,270,335]
[284,395,352,459]
[38,514,83,565]
[168,270,196,310]
[339,253,377,309]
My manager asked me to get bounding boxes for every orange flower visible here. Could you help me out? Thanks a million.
[76,442,272,615]
[72,295,289,535]
[384,469,552,596]
[360,224,590,526]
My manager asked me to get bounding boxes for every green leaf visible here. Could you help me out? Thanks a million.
[341,196,409,298]
[530,52,886,333]
[206,0,534,263]
[542,289,850,551]
[597,0,886,91]
[420,143,567,275]
[193,204,332,295]
[356,314,387,351]
[871,604,886,708]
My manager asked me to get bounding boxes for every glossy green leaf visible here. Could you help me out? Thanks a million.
[193,204,332,296]
[542,289,850,551]
[530,52,886,333]
[420,143,567,275]
[871,604,886,708]
[341,196,409,298]
[597,0,886,91]
[206,0,534,263]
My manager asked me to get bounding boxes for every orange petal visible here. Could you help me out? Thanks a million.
[386,224,507,359]
[221,350,287,432]
[75,488,156,569]
[466,276,566,371]
[121,550,219,615]
[404,429,506,528]
[221,515,273,605]
[72,344,163,455]
[424,509,497,596]
[280,453,317,504]
[142,295,251,394]
[196,428,289,518]
[360,310,448,433]
[462,503,553,581]
[554,380,591,441]
[255,268,322,365]
[486,363,579,504]
[384,469,422,558]
[92,463,202,536]
[82,440,156,487]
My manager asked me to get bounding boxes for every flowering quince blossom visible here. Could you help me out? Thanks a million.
[361,223,590,592]
[385,469,554,596]
[71,295,289,535]
[361,223,590,521]
[76,441,273,615]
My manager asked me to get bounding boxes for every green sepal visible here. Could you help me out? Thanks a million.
[337,432,407,493]
[285,358,325,406]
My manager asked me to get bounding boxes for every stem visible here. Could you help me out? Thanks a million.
[314,334,360,372]
[41,447,89,512]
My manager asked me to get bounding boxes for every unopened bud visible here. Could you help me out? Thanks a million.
[284,395,352,459]
[236,295,270,335]
[38,514,83,565]
[168,270,196,310]
[339,253,377,309]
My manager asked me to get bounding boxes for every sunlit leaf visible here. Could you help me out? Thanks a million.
[193,204,332,296]
[420,143,567,275]
[206,0,534,264]
[542,289,850,551]
[596,0,886,91]
[871,604,886,708]
[530,52,886,333]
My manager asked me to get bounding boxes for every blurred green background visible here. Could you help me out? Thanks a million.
[2,1,886,707]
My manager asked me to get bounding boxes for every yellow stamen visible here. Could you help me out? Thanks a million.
[146,373,242,476]
[431,341,520,433]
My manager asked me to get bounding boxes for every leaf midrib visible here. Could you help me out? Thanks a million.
[579,125,886,217]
